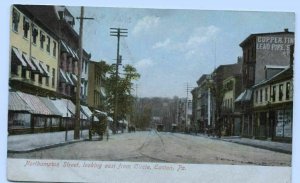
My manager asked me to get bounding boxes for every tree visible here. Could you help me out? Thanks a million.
[106,64,140,133]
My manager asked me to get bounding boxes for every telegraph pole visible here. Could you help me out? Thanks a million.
[74,7,94,139]
[110,28,128,134]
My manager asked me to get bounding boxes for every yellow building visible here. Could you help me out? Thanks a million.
[10,5,58,96]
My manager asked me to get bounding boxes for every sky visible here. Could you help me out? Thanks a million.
[67,7,294,98]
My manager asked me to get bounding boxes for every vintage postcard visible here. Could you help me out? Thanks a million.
[6,3,295,183]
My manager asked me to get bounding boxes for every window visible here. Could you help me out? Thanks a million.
[85,61,88,73]
[272,86,276,102]
[32,26,38,44]
[286,82,290,100]
[53,41,56,57]
[40,31,45,49]
[52,68,55,88]
[255,90,258,103]
[30,71,35,81]
[46,65,49,86]
[10,62,18,76]
[46,36,50,53]
[265,87,268,101]
[38,74,43,84]
[260,89,263,103]
[21,67,26,78]
[23,17,29,38]
[12,8,20,32]
[279,84,283,101]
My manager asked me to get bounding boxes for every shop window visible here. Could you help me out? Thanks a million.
[23,17,30,38]
[12,8,20,32]
[46,36,50,53]
[32,26,38,44]
[279,84,283,101]
[286,82,290,100]
[40,31,45,49]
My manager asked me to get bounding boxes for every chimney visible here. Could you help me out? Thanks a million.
[284,28,289,32]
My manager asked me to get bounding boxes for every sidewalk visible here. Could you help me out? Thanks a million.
[7,130,90,153]
[188,133,292,154]
[221,137,292,154]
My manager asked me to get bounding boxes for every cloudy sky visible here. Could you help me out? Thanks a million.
[67,7,294,98]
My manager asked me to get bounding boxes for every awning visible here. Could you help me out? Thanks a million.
[71,73,78,84]
[31,57,46,75]
[59,69,68,83]
[39,62,50,77]
[49,98,74,117]
[94,110,107,116]
[12,47,27,67]
[8,92,33,112]
[39,97,63,116]
[235,89,252,102]
[81,105,93,117]
[16,91,55,115]
[65,72,74,85]
[100,87,106,97]
[22,53,36,71]
[61,41,71,54]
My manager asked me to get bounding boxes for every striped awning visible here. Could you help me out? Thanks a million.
[22,53,36,71]
[39,97,63,116]
[31,57,46,75]
[12,47,27,67]
[39,62,50,77]
[8,92,33,112]
[16,92,55,115]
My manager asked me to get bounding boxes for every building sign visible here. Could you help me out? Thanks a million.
[275,109,292,137]
[256,36,294,56]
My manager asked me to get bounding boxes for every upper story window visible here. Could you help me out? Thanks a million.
[259,89,263,103]
[23,17,30,38]
[40,31,45,49]
[255,90,258,103]
[32,25,38,44]
[286,82,291,100]
[265,87,268,102]
[279,84,283,101]
[53,41,57,57]
[46,36,51,53]
[272,85,276,102]
[12,8,20,32]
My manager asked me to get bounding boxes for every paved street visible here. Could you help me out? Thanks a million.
[8,130,291,166]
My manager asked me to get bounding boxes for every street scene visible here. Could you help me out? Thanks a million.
[7,4,294,173]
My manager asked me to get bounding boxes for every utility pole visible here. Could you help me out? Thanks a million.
[74,6,94,139]
[110,28,128,134]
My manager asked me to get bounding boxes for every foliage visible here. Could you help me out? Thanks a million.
[106,64,140,121]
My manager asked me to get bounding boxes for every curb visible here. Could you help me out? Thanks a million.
[7,139,86,154]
